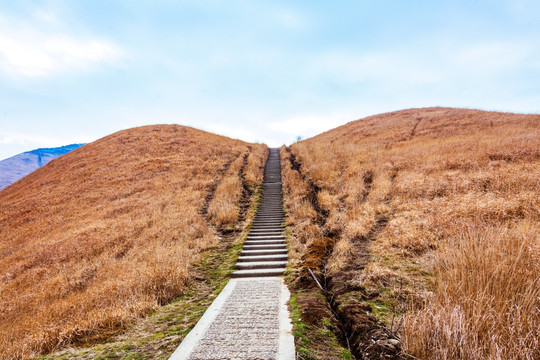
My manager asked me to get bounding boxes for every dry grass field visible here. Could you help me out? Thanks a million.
[281,108,539,359]
[0,125,267,359]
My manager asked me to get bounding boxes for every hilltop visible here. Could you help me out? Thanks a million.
[281,107,539,359]
[0,125,267,358]
[0,144,84,190]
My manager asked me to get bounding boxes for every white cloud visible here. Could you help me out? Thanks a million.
[0,13,123,78]
[307,51,445,86]
[504,0,540,22]
[304,37,539,91]
[276,8,309,30]
[454,41,534,74]
[0,130,96,160]
[0,131,94,146]
[267,112,355,138]
[201,122,261,143]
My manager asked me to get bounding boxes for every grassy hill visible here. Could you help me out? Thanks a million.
[281,107,539,359]
[0,125,267,358]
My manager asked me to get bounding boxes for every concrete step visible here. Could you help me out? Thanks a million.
[231,268,286,278]
[249,228,284,232]
[250,225,285,229]
[237,254,289,262]
[244,240,285,246]
[247,234,286,238]
[252,221,284,225]
[248,232,284,237]
[247,235,286,240]
[249,228,285,232]
[241,249,288,256]
[236,261,288,270]
[250,226,285,235]
[243,244,287,250]
[250,226,285,232]
[249,227,284,231]
[252,223,284,227]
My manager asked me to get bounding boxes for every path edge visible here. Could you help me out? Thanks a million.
[168,279,238,360]
[278,278,296,360]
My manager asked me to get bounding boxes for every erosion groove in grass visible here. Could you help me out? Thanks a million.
[282,147,400,359]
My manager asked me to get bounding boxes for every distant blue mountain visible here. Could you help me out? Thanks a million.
[0,144,85,190]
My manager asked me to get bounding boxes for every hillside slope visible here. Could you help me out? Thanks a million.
[0,144,84,190]
[0,125,267,359]
[281,107,539,359]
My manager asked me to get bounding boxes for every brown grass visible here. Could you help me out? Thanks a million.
[280,107,539,359]
[0,125,266,359]
[402,224,539,359]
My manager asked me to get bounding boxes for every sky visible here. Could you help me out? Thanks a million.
[0,0,539,160]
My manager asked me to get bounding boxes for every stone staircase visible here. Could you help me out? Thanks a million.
[232,148,287,278]
[169,148,295,360]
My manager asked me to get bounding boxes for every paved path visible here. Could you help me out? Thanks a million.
[170,148,295,360]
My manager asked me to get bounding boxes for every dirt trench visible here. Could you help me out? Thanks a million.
[285,147,404,359]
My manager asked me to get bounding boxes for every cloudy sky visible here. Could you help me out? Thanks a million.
[0,0,539,160]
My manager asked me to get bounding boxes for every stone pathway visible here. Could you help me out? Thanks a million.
[169,148,295,360]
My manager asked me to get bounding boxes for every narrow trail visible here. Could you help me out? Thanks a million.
[170,148,295,360]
